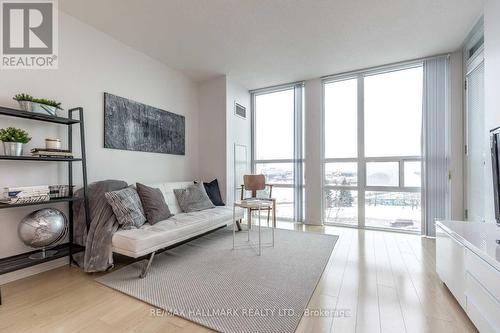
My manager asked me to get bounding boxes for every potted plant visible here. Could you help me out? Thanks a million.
[0,127,31,156]
[13,94,63,116]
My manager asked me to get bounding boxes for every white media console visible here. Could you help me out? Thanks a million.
[436,220,500,332]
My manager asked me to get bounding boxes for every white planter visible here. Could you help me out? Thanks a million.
[2,142,24,156]
[17,101,58,116]
[32,102,57,116]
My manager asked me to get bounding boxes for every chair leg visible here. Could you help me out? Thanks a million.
[267,209,270,227]
[139,252,156,278]
[248,208,252,230]
[273,200,276,229]
[236,219,242,231]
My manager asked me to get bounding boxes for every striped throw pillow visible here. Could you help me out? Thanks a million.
[105,186,146,229]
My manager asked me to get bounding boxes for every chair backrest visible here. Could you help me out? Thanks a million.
[243,174,266,198]
[244,174,266,191]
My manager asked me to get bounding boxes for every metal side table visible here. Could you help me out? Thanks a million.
[232,199,275,256]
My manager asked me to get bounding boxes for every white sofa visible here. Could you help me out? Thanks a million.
[111,182,244,277]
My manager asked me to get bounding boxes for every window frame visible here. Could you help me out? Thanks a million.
[321,63,424,234]
[251,82,305,222]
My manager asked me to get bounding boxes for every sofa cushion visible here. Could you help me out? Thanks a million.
[112,206,244,257]
[144,181,193,215]
[174,183,215,213]
[136,183,173,225]
[203,179,225,206]
[105,186,146,229]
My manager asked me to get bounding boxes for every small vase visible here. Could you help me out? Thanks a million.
[3,142,23,156]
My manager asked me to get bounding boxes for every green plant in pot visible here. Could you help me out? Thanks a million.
[0,127,31,156]
[13,94,63,116]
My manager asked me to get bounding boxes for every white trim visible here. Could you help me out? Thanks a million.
[463,55,485,223]
[466,46,485,76]
[250,81,304,95]
[462,17,484,222]
[322,57,438,82]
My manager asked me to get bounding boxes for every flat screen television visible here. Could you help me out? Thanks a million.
[490,127,500,224]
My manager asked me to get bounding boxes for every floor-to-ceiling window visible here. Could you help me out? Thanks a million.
[252,83,304,221]
[323,65,423,232]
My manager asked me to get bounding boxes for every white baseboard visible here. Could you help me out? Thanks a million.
[0,256,67,285]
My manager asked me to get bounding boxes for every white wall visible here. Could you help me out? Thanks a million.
[198,76,227,200]
[0,12,200,281]
[226,77,251,205]
[198,75,251,204]
[484,0,500,222]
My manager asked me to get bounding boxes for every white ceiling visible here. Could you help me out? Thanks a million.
[60,0,485,89]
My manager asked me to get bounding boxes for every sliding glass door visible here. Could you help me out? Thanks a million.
[252,84,304,222]
[323,65,423,232]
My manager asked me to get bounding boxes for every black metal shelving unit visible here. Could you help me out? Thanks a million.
[0,155,83,162]
[0,106,90,305]
[0,196,83,209]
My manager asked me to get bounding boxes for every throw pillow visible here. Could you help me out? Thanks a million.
[136,183,173,225]
[174,183,215,213]
[203,179,225,206]
[105,186,146,229]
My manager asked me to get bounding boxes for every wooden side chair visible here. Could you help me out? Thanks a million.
[240,174,276,228]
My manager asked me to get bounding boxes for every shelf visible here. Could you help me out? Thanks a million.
[0,196,82,210]
[0,155,81,162]
[0,243,84,275]
[0,106,80,125]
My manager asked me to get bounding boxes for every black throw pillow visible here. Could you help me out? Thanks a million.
[203,179,225,206]
[136,183,173,225]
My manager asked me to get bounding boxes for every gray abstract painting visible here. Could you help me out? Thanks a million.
[104,93,185,155]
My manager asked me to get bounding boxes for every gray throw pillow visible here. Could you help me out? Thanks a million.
[105,186,146,229]
[136,183,173,225]
[174,183,215,213]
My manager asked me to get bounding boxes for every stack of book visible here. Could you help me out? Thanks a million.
[1,185,50,204]
[31,148,74,159]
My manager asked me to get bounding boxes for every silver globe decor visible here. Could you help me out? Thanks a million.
[18,208,68,260]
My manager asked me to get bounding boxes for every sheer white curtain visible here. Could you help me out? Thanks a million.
[423,56,451,236]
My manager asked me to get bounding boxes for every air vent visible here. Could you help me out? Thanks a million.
[235,102,246,119]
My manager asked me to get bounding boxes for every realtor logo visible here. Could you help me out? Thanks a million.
[1,0,58,69]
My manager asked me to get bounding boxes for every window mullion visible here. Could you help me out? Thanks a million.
[251,93,256,173]
[357,75,366,228]
[293,84,304,222]
[399,160,405,188]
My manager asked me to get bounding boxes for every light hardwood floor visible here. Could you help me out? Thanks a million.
[0,224,476,333]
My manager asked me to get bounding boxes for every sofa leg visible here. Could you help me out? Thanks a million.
[140,252,156,278]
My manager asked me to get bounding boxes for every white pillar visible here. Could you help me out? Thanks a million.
[304,79,323,225]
